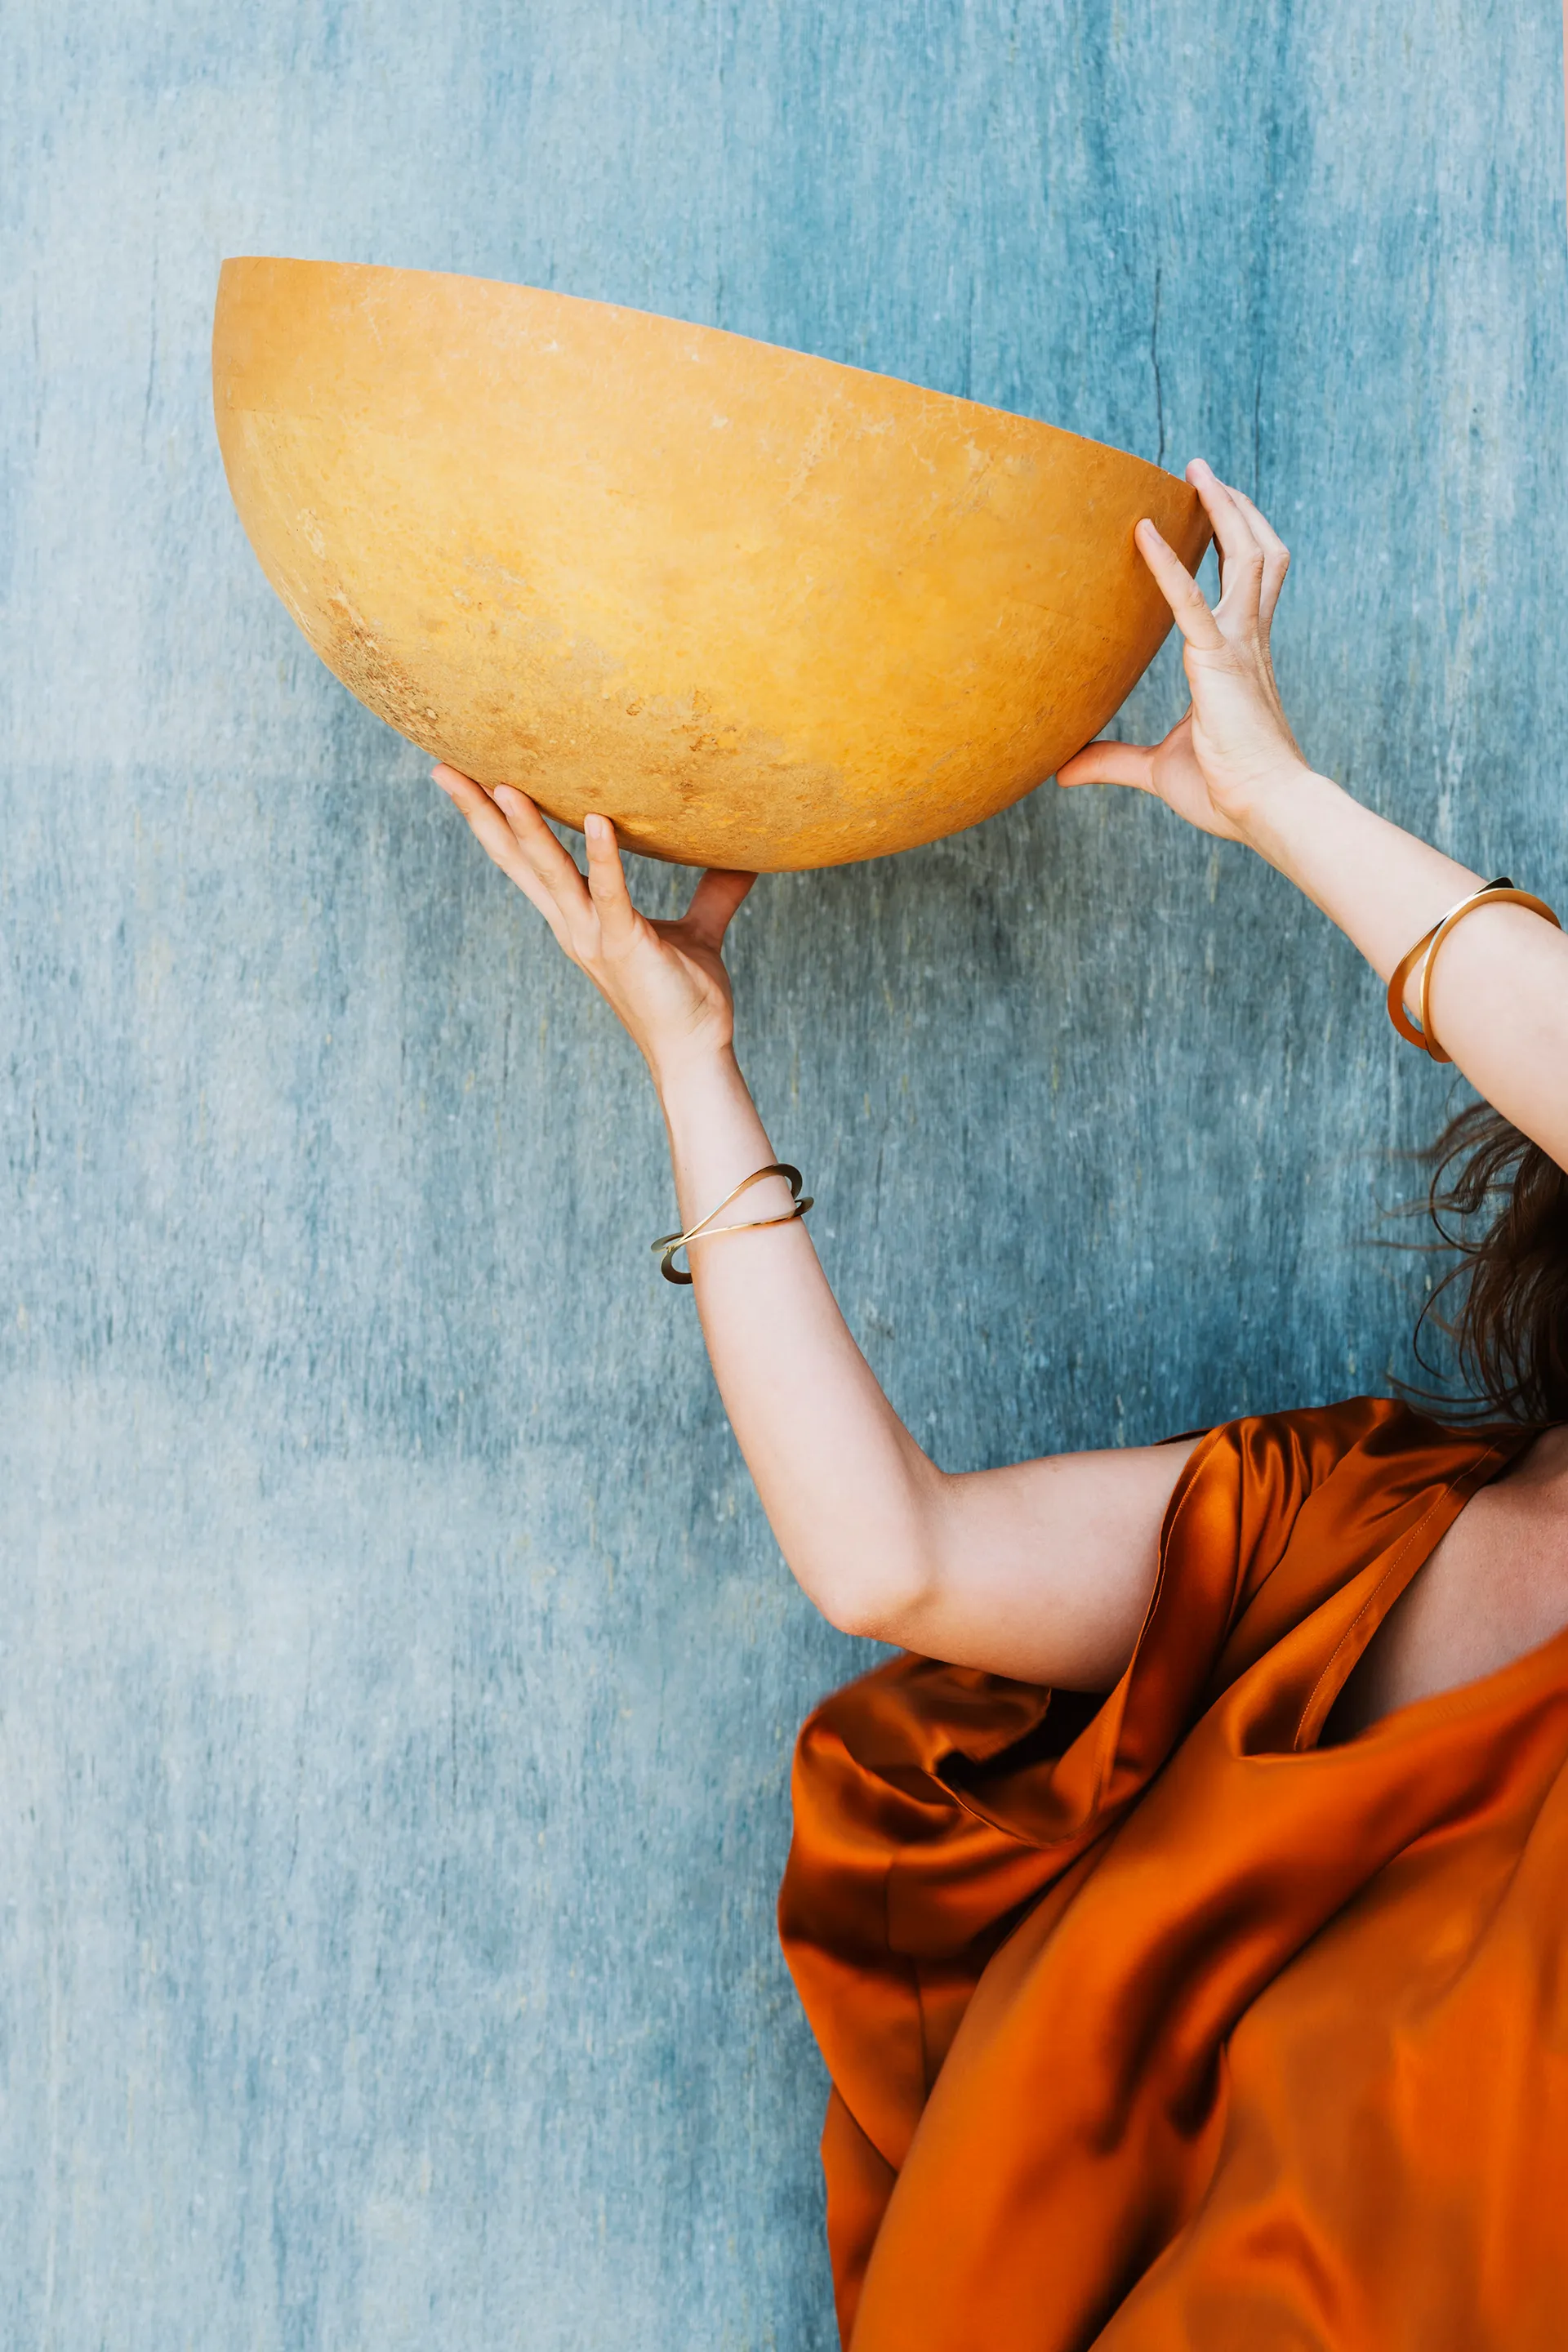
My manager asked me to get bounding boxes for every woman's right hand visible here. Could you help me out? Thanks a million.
[1058,461,1308,844]
[432,766,755,1085]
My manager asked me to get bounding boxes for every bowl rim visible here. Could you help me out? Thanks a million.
[216,252,1194,496]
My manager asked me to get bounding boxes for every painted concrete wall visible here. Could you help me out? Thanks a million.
[3,3,1565,2344]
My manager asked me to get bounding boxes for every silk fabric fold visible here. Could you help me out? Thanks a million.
[780,1400,1568,2348]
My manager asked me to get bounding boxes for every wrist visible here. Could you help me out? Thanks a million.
[1223,760,1343,863]
[648,1036,744,1111]
[652,1044,791,1237]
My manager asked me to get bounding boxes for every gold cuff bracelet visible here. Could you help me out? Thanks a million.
[653,1162,813,1286]
[1387,877,1561,1063]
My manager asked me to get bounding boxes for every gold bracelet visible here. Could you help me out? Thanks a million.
[1386,877,1561,1062]
[652,1162,813,1286]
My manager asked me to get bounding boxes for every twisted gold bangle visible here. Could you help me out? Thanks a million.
[1386,877,1561,1062]
[652,1162,813,1286]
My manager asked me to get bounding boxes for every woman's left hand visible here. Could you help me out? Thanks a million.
[1062,459,1568,1180]
[1058,460,1307,842]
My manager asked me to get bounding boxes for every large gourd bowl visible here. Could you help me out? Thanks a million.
[213,258,1209,871]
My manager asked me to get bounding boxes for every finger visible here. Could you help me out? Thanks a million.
[1134,519,1225,652]
[434,765,548,883]
[582,813,639,953]
[1224,485,1292,628]
[1185,461,1264,612]
[432,768,576,943]
[1056,738,1158,792]
[490,782,594,924]
[682,867,756,947]
[1223,483,1289,566]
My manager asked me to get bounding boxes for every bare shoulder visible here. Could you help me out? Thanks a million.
[1328,1423,1568,1740]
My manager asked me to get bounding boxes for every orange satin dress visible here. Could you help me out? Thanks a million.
[779,1399,1568,2350]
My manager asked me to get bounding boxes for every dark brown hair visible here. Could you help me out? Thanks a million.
[1410,1104,1568,1429]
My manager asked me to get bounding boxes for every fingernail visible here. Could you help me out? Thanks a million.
[431,768,453,794]
[585,813,608,841]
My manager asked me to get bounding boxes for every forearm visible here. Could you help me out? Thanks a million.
[435,764,1227,1687]
[654,1046,942,1634]
[1242,765,1568,1167]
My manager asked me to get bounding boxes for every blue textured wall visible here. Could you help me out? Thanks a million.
[3,3,1565,2344]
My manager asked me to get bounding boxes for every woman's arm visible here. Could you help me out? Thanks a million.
[430,764,1188,1686]
[433,460,1562,1689]
[1059,462,1568,1174]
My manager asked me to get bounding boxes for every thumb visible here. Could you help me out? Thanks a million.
[684,867,756,947]
[1057,738,1157,792]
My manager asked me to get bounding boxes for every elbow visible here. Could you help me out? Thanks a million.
[776,1459,951,1646]
[796,1553,941,1647]
[815,1588,891,1643]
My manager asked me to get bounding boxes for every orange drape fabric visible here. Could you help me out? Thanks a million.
[780,1399,1568,2350]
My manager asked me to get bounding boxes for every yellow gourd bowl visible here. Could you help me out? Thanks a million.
[212,258,1208,871]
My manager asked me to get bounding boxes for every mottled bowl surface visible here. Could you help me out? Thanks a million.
[213,258,1208,870]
